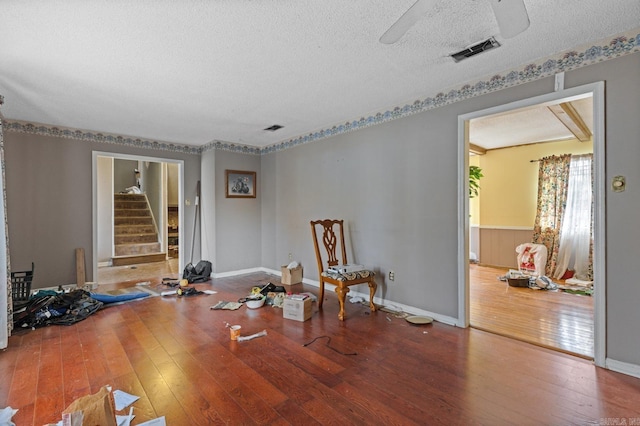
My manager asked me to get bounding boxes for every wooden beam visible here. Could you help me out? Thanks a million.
[548,102,592,142]
[75,247,86,287]
[469,143,486,155]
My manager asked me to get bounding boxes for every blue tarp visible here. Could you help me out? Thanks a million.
[90,292,150,304]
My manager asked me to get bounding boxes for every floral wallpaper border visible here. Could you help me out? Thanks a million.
[3,29,639,157]
[3,121,202,155]
[261,29,638,155]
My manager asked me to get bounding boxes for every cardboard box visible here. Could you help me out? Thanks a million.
[283,297,312,322]
[281,264,303,285]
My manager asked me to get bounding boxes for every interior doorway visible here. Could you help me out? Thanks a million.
[92,151,184,285]
[457,82,606,366]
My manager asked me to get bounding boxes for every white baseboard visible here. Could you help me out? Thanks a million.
[260,267,282,277]
[212,267,266,279]
[219,267,458,326]
[606,358,640,379]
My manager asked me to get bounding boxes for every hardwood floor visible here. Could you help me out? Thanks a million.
[470,264,594,358]
[3,272,639,425]
[97,258,180,285]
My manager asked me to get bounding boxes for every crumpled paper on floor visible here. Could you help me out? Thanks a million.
[62,385,117,426]
[0,406,18,426]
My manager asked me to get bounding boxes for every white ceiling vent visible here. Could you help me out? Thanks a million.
[450,37,500,62]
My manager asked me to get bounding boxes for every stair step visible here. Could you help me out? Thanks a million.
[115,224,157,235]
[114,208,151,217]
[115,216,154,226]
[115,234,159,244]
[115,242,162,256]
[114,201,148,209]
[112,193,162,261]
[114,193,146,201]
[112,253,167,266]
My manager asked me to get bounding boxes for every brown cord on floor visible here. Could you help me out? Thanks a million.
[303,335,357,356]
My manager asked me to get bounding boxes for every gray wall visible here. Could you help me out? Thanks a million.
[4,132,201,287]
[579,53,640,366]
[260,153,277,269]
[212,150,261,272]
[263,102,463,317]
[3,52,638,368]
[200,149,216,267]
[114,158,138,192]
[261,53,640,365]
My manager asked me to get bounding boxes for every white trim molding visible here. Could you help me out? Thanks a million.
[458,81,607,367]
[606,358,640,379]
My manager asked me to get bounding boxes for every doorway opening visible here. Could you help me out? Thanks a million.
[457,82,606,366]
[92,151,184,285]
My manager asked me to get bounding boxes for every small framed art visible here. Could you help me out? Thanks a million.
[225,170,256,198]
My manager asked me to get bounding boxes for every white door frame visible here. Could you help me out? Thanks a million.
[457,82,606,367]
[92,151,185,281]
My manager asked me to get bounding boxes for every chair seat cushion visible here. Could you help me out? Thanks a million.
[322,269,374,282]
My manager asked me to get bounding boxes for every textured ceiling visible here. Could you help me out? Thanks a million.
[470,96,593,150]
[0,1,638,149]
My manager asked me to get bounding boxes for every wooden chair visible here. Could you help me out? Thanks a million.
[310,219,377,320]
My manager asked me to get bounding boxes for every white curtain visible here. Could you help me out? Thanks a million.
[553,154,593,280]
[0,96,10,349]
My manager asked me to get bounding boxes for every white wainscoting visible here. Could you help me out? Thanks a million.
[478,226,533,269]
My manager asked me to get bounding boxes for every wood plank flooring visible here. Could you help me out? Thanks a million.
[97,258,180,285]
[470,264,594,358]
[3,272,639,425]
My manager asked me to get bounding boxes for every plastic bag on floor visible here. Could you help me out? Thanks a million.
[515,243,547,277]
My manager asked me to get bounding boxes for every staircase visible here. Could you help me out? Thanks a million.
[112,193,166,266]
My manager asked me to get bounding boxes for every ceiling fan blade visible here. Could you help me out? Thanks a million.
[488,0,530,39]
[380,0,437,44]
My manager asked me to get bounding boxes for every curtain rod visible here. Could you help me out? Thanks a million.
[530,153,590,163]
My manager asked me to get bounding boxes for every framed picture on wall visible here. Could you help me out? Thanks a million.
[225,170,256,198]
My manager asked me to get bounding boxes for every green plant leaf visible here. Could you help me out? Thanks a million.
[469,165,483,198]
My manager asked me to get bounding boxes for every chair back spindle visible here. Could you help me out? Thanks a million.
[311,219,346,272]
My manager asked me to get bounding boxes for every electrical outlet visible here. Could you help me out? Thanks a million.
[389,270,395,281]
[289,252,293,261]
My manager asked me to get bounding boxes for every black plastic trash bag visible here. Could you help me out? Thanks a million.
[183,260,212,283]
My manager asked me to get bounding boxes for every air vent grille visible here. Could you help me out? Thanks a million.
[450,37,500,62]
[264,124,283,132]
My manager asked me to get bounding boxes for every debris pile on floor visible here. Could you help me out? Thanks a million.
[13,289,103,329]
[14,279,218,330]
[44,385,166,426]
[497,269,594,295]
